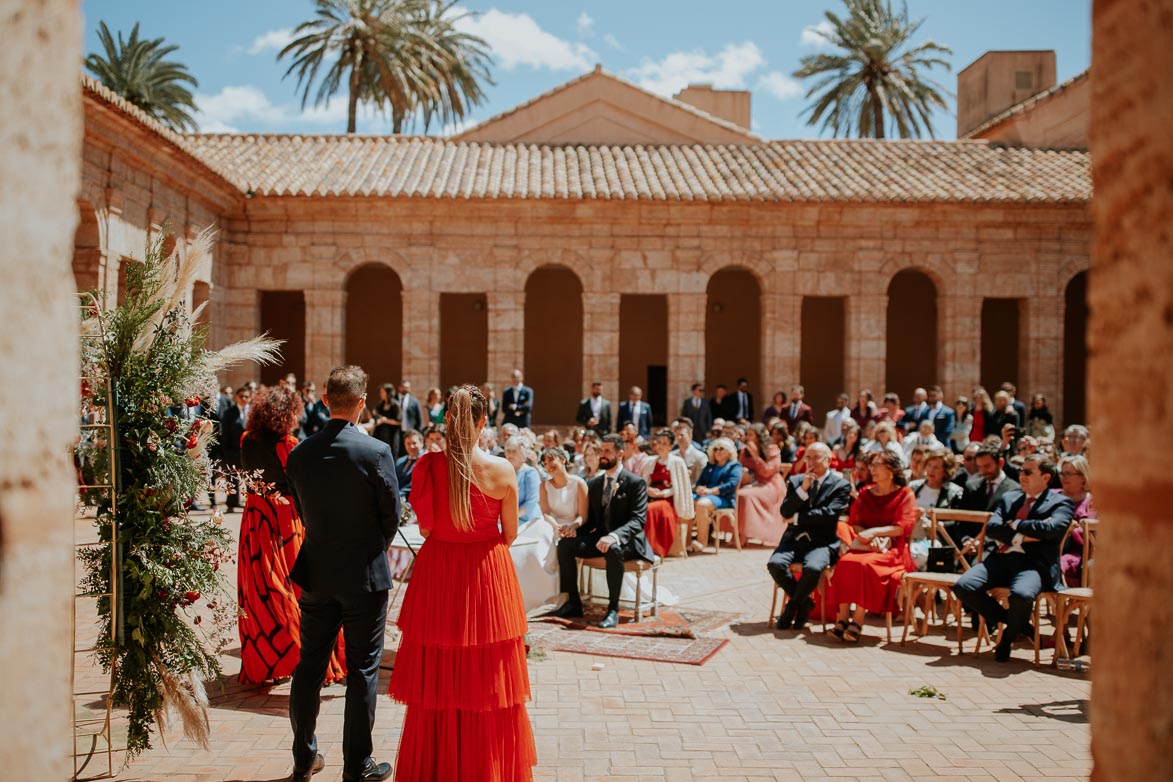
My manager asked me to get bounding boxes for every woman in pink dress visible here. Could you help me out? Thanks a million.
[388,386,536,781]
[736,423,787,546]
[828,449,918,643]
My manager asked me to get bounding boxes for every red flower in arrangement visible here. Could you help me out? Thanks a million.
[185,435,199,450]
[163,417,179,434]
[185,396,200,407]
[81,380,93,398]
[184,590,200,605]
[194,616,202,625]
[144,488,156,497]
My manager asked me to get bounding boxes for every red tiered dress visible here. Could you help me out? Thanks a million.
[644,461,678,558]
[388,451,536,781]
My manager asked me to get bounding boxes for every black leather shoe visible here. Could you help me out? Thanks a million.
[343,758,392,782]
[1017,623,1036,645]
[994,642,1012,663]
[546,601,583,619]
[598,609,620,629]
[291,752,324,782]
[775,601,797,630]
[793,598,814,630]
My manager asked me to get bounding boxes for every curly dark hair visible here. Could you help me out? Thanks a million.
[867,448,908,487]
[245,384,302,438]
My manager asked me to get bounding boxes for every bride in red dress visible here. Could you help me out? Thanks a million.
[388,385,536,781]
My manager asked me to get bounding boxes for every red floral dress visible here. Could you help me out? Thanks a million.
[832,486,918,614]
[644,461,678,558]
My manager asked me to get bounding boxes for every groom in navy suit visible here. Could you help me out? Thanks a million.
[286,365,400,782]
[501,368,534,428]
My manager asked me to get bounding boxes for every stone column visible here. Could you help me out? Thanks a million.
[1020,294,1064,402]
[845,293,887,396]
[583,291,620,403]
[304,289,345,387]
[765,292,801,392]
[939,294,982,399]
[668,291,705,414]
[1089,2,1173,779]
[0,2,82,779]
[403,287,439,386]
[487,290,523,388]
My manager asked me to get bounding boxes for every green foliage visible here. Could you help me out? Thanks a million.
[86,21,200,133]
[279,0,493,133]
[78,233,234,759]
[793,0,952,139]
[909,684,946,700]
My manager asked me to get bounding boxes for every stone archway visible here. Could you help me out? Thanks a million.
[72,200,101,295]
[705,267,761,408]
[885,269,938,402]
[524,265,583,426]
[1063,270,1088,428]
[344,263,403,396]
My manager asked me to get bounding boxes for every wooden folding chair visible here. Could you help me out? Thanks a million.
[577,555,662,623]
[768,567,833,632]
[900,509,991,653]
[1041,518,1096,664]
[712,486,740,553]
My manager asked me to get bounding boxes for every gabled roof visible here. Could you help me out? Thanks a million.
[184,133,1090,203]
[962,69,1091,141]
[453,65,762,146]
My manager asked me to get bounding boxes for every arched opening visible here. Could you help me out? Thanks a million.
[801,296,846,416]
[440,293,488,392]
[705,268,761,410]
[1063,271,1089,427]
[72,200,101,295]
[885,269,938,403]
[524,266,583,426]
[981,298,1022,395]
[345,263,403,396]
[259,291,306,385]
[620,294,669,426]
[191,281,211,333]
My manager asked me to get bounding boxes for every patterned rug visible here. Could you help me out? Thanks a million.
[526,605,739,666]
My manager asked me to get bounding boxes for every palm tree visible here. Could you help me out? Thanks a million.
[793,0,952,139]
[85,22,200,133]
[279,0,492,134]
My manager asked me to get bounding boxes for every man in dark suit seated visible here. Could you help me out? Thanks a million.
[575,380,613,436]
[285,365,400,782]
[550,434,655,629]
[955,441,1021,542]
[395,428,423,500]
[767,442,852,631]
[680,383,713,435]
[952,454,1073,662]
[617,385,653,441]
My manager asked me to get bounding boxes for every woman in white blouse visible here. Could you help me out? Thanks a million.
[639,428,695,558]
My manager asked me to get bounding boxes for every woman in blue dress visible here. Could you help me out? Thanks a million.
[690,437,743,553]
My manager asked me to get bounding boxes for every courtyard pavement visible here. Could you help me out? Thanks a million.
[76,511,1091,782]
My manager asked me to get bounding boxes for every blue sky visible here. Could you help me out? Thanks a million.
[81,0,1091,139]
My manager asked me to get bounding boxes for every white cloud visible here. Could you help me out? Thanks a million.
[800,20,836,48]
[758,71,802,101]
[603,33,624,51]
[248,27,296,55]
[456,9,597,71]
[193,85,383,132]
[576,11,594,36]
[628,41,765,96]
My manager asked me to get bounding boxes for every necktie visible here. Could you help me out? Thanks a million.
[791,402,799,419]
[603,476,614,507]
[694,398,700,409]
[986,481,996,500]
[1016,495,1036,520]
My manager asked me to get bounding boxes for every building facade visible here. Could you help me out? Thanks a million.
[76,58,1092,427]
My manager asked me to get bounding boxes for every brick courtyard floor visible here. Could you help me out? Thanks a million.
[76,511,1091,782]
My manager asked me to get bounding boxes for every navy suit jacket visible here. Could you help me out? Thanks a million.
[617,401,653,439]
[395,453,419,499]
[398,394,423,434]
[502,384,533,428]
[985,489,1075,589]
[779,472,852,549]
[583,469,654,563]
[926,404,956,442]
[286,419,400,595]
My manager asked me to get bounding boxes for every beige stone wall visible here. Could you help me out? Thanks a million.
[1088,0,1173,778]
[976,75,1090,149]
[0,1,83,778]
[958,51,1057,137]
[214,197,1089,423]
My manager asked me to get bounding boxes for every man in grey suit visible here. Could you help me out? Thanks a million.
[680,383,713,438]
[396,379,423,447]
[286,365,399,782]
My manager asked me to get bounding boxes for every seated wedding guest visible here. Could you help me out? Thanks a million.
[238,384,344,685]
[971,386,995,440]
[952,441,982,488]
[950,396,973,453]
[789,424,822,476]
[1059,454,1095,587]
[908,449,964,569]
[671,419,709,484]
[1061,424,1090,457]
[504,436,542,526]
[991,390,1021,440]
[620,421,649,473]
[768,442,852,630]
[577,441,603,482]
[542,428,563,451]
[828,450,918,642]
[761,391,787,425]
[833,418,866,470]
[507,447,565,611]
[824,393,852,445]
[1026,394,1056,440]
[424,387,445,426]
[770,421,796,463]
[903,419,942,461]
[907,444,931,483]
[849,458,872,503]
[478,425,505,458]
[851,389,880,427]
[639,428,694,557]
[952,454,1074,661]
[395,429,423,500]
[566,428,587,468]
[877,392,905,431]
[866,421,906,465]
[955,440,1022,547]
[500,422,520,441]
[690,437,743,552]
[737,423,788,547]
[370,383,402,452]
[422,424,446,453]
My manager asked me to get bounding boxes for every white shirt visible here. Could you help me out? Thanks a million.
[589,394,603,419]
[824,406,851,443]
[736,391,749,419]
[795,472,827,502]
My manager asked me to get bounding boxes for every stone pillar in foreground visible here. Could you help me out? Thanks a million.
[1089,0,1173,778]
[0,1,82,779]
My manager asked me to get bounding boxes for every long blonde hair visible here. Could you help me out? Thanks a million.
[445,384,489,532]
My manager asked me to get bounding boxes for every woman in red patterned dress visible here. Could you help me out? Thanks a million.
[638,428,693,557]
[827,449,918,643]
[389,385,536,781]
[236,385,345,685]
